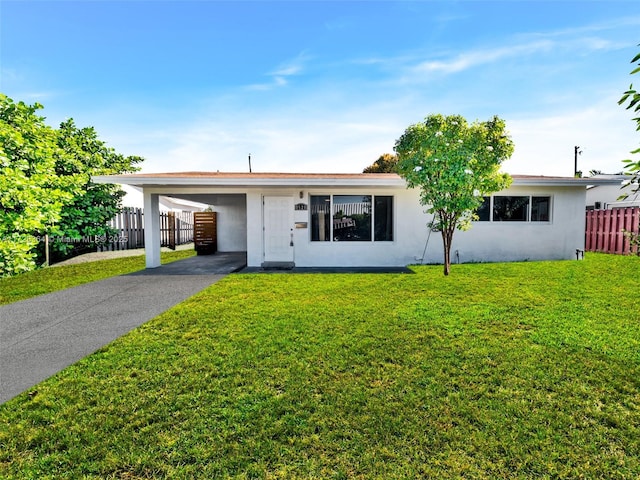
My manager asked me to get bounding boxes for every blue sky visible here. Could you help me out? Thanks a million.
[1,1,639,176]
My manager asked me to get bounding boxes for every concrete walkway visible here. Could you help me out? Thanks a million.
[0,252,246,404]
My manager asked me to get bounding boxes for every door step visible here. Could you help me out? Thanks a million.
[261,261,295,270]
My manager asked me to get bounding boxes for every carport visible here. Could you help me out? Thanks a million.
[93,173,250,269]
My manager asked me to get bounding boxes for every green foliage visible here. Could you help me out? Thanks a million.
[394,114,514,274]
[624,228,640,253]
[1,255,639,478]
[618,46,640,195]
[0,93,143,275]
[0,94,77,276]
[44,119,142,261]
[363,153,398,173]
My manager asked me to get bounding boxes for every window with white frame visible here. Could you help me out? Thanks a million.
[310,195,393,242]
[475,195,551,222]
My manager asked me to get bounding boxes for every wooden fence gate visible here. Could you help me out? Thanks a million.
[585,207,639,255]
[193,212,217,255]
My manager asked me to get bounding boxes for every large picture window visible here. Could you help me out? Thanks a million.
[374,196,393,241]
[474,195,551,222]
[310,195,393,242]
[333,195,372,241]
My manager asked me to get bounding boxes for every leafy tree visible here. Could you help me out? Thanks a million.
[618,46,640,195]
[0,94,78,276]
[395,114,514,275]
[0,93,143,276]
[44,119,142,262]
[363,153,399,173]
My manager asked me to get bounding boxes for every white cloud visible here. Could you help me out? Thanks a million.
[245,75,288,91]
[270,51,310,77]
[244,51,310,91]
[388,17,634,84]
[270,64,302,77]
[413,40,555,75]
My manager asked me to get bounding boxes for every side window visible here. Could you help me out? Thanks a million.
[475,196,491,221]
[531,196,551,221]
[493,196,529,221]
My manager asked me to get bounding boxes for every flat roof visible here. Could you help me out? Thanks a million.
[92,172,625,188]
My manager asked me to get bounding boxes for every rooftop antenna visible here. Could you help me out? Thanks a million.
[574,146,582,177]
[248,153,252,173]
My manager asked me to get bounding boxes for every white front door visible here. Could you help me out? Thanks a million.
[263,196,294,263]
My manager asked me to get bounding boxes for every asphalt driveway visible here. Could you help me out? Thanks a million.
[0,252,246,404]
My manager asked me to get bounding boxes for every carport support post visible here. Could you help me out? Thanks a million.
[143,191,161,268]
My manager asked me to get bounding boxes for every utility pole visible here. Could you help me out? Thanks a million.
[574,146,582,177]
[248,153,252,173]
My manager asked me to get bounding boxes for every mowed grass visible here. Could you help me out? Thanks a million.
[0,250,195,305]
[1,254,640,478]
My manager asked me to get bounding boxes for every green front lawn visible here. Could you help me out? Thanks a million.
[0,250,195,306]
[1,254,640,478]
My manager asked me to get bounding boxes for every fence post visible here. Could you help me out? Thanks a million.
[168,211,176,250]
[628,207,640,255]
[585,210,593,251]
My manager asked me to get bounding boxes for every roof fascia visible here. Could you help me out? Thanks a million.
[511,177,624,187]
[93,174,626,189]
[92,175,408,188]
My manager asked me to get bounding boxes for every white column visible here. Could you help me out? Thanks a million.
[143,191,161,268]
[241,192,260,267]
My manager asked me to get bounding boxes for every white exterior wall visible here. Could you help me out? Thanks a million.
[135,183,587,268]
[293,186,416,267]
[239,184,586,267]
[235,187,422,267]
[213,195,247,252]
[450,185,586,263]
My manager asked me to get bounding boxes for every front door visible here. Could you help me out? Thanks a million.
[263,196,294,264]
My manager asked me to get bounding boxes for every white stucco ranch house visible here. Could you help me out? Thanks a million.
[92,172,622,269]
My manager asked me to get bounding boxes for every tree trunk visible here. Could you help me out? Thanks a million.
[443,247,451,275]
[441,228,453,276]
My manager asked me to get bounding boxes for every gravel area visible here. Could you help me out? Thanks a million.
[51,243,195,267]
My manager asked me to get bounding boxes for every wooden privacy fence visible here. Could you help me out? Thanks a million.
[98,208,194,251]
[160,211,195,249]
[585,207,639,255]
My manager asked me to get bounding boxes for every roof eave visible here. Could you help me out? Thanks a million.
[93,173,626,189]
[511,177,624,187]
[91,175,408,188]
